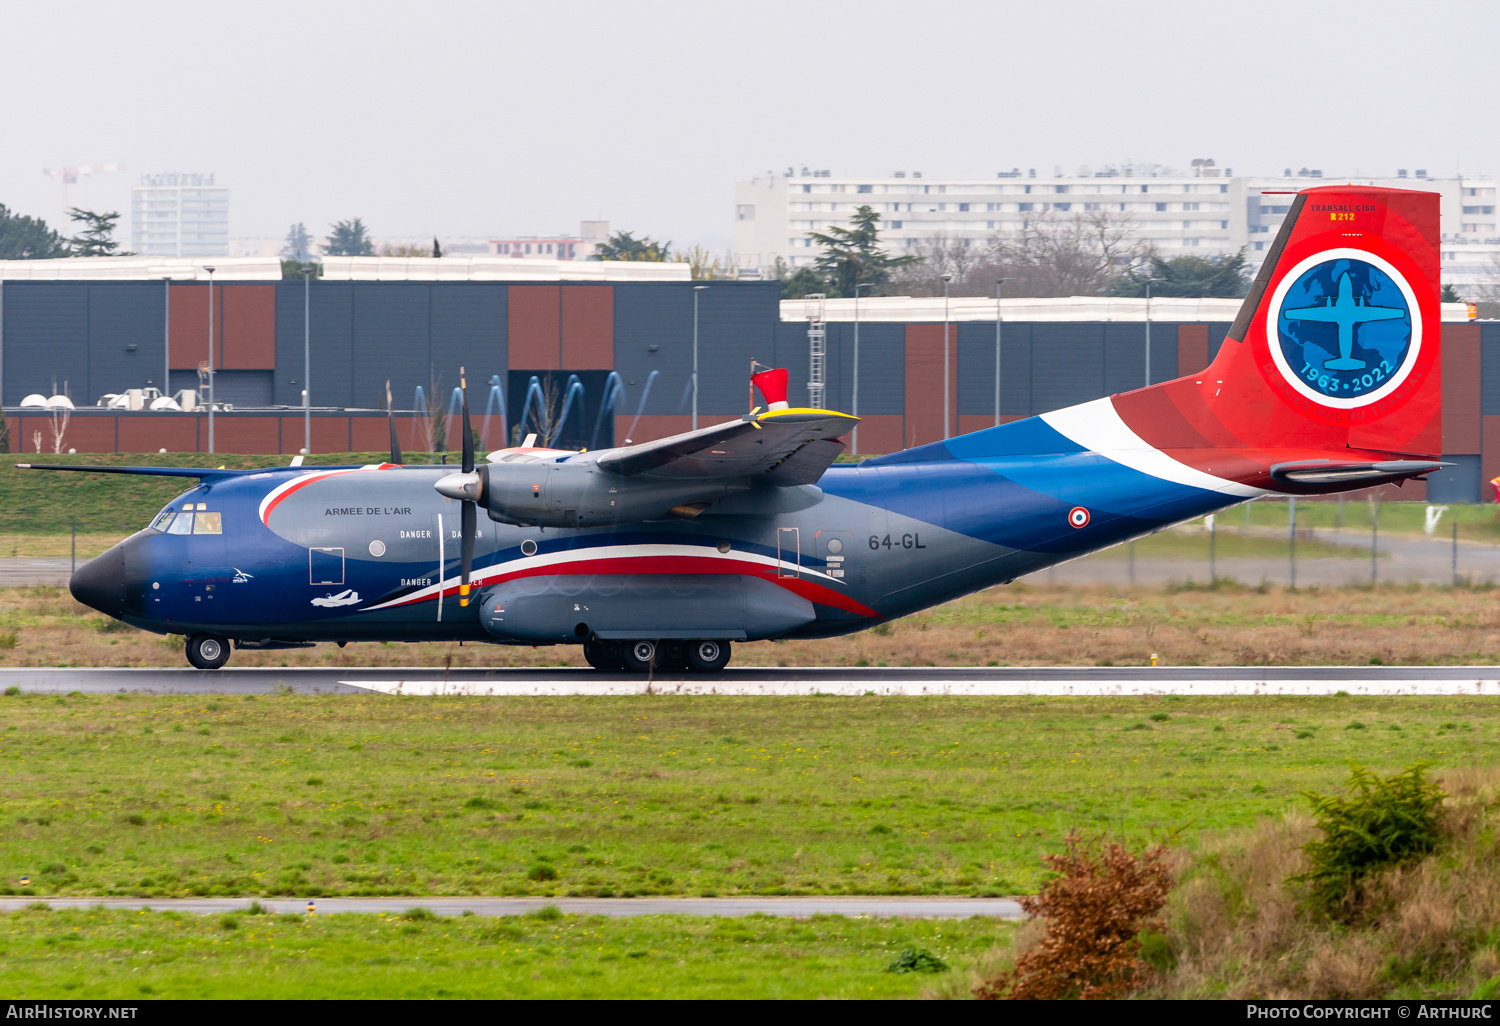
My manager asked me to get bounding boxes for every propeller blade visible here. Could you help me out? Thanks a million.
[459,498,475,607]
[460,366,474,475]
[385,380,402,465]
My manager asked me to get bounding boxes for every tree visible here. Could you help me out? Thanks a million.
[590,230,671,262]
[1441,283,1465,304]
[780,266,830,299]
[677,243,730,280]
[0,205,68,259]
[325,218,375,256]
[66,208,128,257]
[808,204,918,297]
[281,259,322,279]
[1109,249,1251,298]
[432,236,442,259]
[280,222,312,262]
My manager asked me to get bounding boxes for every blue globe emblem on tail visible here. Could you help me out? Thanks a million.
[1275,258,1413,401]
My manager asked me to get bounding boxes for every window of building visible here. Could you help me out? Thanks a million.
[802,184,812,193]
[857,184,872,193]
[1220,184,1229,193]
[1463,206,1495,215]
[1018,202,1033,212]
[1255,241,1266,250]
[1054,202,1071,212]
[957,203,970,212]
[1141,185,1149,193]
[1024,185,1032,194]
[736,204,755,221]
[1055,185,1068,194]
[1186,202,1200,211]
[890,221,902,229]
[1221,221,1229,230]
[1155,203,1167,211]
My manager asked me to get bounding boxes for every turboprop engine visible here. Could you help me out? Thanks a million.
[435,460,751,528]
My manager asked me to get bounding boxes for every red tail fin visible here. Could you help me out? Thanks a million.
[1115,185,1441,479]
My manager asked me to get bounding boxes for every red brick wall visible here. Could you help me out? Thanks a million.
[560,286,613,369]
[1177,324,1209,377]
[508,286,561,369]
[220,286,277,370]
[852,414,904,456]
[904,324,957,448]
[1443,324,1482,454]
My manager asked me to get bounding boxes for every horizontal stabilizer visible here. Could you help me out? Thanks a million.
[1269,458,1450,487]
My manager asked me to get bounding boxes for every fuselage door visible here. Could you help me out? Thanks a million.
[776,527,800,578]
[309,547,345,586]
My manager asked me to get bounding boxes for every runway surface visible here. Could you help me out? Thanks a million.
[9,665,1500,695]
[1,895,1024,919]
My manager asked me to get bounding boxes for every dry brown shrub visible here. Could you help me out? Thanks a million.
[974,833,1172,1000]
[1153,767,1500,999]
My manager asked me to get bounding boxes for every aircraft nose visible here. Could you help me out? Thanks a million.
[70,543,126,618]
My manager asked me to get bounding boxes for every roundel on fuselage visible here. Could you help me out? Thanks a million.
[1266,250,1419,410]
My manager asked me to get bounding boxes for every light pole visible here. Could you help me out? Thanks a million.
[941,273,953,439]
[995,277,1016,427]
[161,277,171,406]
[692,285,708,430]
[1143,280,1152,388]
[303,267,313,455]
[205,266,216,453]
[852,282,873,453]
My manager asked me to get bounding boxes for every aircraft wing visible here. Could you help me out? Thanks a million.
[598,408,858,485]
[1284,306,1340,322]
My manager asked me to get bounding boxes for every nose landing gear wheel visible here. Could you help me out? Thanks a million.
[686,640,732,673]
[186,633,231,670]
[620,640,657,674]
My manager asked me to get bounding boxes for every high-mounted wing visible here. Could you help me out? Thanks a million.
[598,408,858,486]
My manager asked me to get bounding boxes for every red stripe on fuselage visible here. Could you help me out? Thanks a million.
[384,554,880,618]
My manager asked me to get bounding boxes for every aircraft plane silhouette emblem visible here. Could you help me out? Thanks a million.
[1284,270,1405,370]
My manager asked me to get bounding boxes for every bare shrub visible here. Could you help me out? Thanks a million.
[974,833,1172,1000]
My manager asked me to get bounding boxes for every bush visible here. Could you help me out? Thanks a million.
[527,904,561,920]
[1293,763,1445,917]
[975,833,1172,1000]
[886,947,949,974]
[527,864,558,881]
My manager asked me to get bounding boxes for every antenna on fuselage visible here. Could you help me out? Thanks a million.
[385,380,403,466]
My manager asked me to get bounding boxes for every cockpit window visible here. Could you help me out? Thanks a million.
[166,512,193,535]
[195,512,223,535]
[150,509,175,531]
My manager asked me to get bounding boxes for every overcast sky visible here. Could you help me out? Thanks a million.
[4,0,1495,253]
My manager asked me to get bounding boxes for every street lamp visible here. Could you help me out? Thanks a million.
[852,282,874,454]
[994,278,1016,427]
[161,277,171,408]
[1144,280,1152,388]
[941,273,953,440]
[205,265,216,454]
[692,285,709,430]
[303,266,314,455]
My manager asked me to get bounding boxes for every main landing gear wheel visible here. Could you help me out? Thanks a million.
[583,639,623,670]
[686,640,732,673]
[620,640,658,674]
[185,633,231,670]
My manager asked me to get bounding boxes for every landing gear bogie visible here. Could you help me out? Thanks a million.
[582,638,624,670]
[616,639,732,674]
[185,633,231,670]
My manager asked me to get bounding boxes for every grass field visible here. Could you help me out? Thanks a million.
[7,580,1500,668]
[0,904,1013,999]
[2,691,1496,901]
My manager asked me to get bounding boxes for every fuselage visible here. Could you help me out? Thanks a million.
[70,397,1268,645]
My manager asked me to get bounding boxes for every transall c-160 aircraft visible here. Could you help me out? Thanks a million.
[43,185,1448,671]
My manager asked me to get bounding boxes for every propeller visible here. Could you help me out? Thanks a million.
[458,368,476,607]
[385,380,402,466]
[433,369,482,606]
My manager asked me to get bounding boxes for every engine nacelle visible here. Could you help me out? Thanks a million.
[480,462,749,528]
